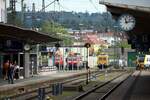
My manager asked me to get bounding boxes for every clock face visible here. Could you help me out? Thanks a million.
[24,44,30,51]
[118,14,136,31]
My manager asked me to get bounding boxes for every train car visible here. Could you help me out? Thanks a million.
[97,54,108,69]
[144,55,150,69]
[66,53,83,70]
[136,56,145,70]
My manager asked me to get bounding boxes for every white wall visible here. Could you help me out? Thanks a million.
[0,0,7,23]
[99,34,114,46]
[88,56,97,68]
[99,34,121,46]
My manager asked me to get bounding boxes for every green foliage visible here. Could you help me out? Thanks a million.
[41,20,74,45]
[118,41,131,48]
[41,21,66,35]
[7,13,23,27]
[21,11,115,32]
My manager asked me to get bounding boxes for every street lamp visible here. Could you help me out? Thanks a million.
[84,43,91,84]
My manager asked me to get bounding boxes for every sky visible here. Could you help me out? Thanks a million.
[16,0,106,13]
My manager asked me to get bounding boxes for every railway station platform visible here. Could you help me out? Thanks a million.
[0,69,97,98]
[0,69,96,86]
[107,70,150,100]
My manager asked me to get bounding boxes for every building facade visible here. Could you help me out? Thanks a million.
[0,0,7,23]
[98,32,122,46]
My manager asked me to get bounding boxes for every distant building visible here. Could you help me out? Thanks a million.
[83,34,109,46]
[68,29,109,45]
[0,0,7,23]
[98,32,122,46]
[83,34,109,54]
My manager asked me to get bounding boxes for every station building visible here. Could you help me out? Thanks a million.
[0,23,60,78]
[0,0,61,78]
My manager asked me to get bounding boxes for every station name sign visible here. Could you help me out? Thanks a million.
[0,40,23,52]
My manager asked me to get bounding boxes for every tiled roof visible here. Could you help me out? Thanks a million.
[83,34,108,45]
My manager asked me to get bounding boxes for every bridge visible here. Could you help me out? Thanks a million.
[99,0,150,52]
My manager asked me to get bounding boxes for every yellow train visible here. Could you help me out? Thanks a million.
[136,55,150,70]
[97,54,108,69]
[136,56,144,70]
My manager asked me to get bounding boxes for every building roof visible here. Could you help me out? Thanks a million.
[0,23,61,44]
[83,34,108,45]
[99,0,150,13]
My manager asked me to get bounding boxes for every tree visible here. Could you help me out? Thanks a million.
[117,41,131,48]
[7,12,23,27]
[41,20,74,45]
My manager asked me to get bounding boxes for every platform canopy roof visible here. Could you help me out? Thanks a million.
[0,23,61,44]
[99,0,150,51]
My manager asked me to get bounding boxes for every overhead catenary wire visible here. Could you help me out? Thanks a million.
[57,1,71,11]
[54,0,56,11]
[17,0,99,13]
[57,1,61,12]
[40,0,59,12]
[16,0,32,11]
[89,0,99,12]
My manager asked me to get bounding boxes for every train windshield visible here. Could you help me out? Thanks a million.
[138,57,144,62]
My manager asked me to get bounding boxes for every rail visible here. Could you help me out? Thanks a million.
[100,70,141,100]
[73,71,128,100]
[9,70,103,100]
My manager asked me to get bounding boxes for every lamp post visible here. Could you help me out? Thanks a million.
[84,43,91,84]
[113,25,119,68]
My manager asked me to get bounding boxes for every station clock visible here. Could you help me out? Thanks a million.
[24,44,30,51]
[118,14,136,31]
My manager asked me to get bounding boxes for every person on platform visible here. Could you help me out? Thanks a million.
[14,62,20,80]
[3,60,10,80]
[7,62,15,84]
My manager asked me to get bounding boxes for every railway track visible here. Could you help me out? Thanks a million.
[73,71,137,100]
[9,70,104,100]
[6,69,128,100]
[112,70,141,100]
[101,71,141,100]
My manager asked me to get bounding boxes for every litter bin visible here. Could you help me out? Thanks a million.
[52,83,63,96]
[38,88,45,100]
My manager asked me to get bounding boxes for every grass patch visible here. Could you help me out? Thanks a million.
[46,91,77,100]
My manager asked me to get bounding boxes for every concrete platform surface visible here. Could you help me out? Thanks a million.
[107,70,150,100]
[0,70,96,98]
